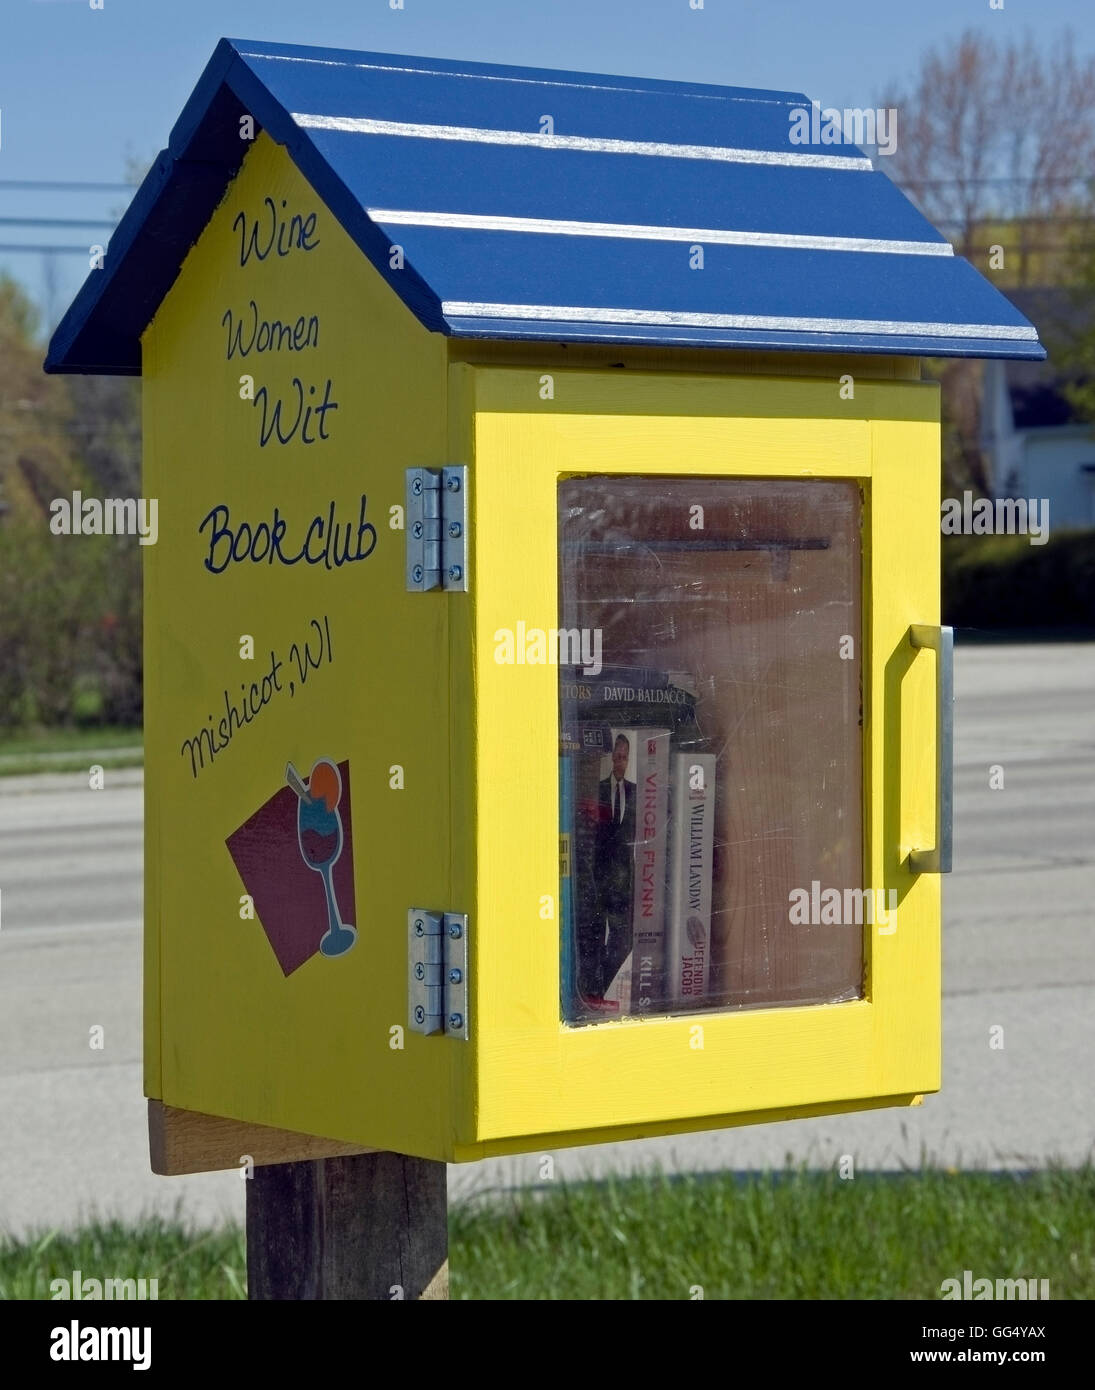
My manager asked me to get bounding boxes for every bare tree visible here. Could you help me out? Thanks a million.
[874,29,1095,498]
[879,29,1095,271]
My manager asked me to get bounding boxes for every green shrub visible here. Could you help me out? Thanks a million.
[943,528,1095,629]
[0,521,142,729]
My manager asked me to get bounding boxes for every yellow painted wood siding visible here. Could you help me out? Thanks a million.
[141,134,463,1158]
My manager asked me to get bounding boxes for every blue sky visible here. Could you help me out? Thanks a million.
[2,0,1092,330]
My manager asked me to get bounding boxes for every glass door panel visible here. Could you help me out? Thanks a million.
[558,476,864,1025]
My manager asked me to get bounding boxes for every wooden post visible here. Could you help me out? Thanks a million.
[246,1152,448,1300]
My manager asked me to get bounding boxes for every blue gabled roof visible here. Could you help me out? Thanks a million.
[45,37,1044,374]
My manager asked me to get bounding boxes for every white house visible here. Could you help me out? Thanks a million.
[981,290,1095,529]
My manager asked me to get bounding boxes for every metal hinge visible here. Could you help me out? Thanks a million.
[405,466,467,592]
[408,910,468,1039]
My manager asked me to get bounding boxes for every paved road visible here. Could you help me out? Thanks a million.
[1,644,1092,1235]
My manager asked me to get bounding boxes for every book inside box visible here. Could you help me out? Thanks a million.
[558,476,865,1025]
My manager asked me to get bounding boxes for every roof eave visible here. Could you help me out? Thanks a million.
[45,39,443,376]
[442,316,1047,361]
[45,39,246,376]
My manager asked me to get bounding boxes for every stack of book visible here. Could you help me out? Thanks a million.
[559,666,717,1023]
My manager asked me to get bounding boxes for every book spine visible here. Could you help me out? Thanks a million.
[559,754,575,1019]
[666,753,716,1007]
[568,726,614,1016]
[631,730,672,1014]
[561,676,697,732]
[601,725,640,1014]
[602,952,632,1012]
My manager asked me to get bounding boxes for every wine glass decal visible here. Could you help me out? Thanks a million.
[287,758,356,958]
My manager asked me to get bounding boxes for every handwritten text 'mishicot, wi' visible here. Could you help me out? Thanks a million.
[180,615,334,780]
[226,196,337,449]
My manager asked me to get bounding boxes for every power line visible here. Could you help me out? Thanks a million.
[0,217,115,229]
[0,244,89,254]
[0,179,135,193]
[898,174,1095,186]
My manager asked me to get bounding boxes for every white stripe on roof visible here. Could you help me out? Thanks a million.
[367,207,950,256]
[293,113,872,170]
[247,52,788,104]
[441,301,1040,340]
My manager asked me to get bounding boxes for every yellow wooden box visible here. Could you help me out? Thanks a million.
[130,133,942,1163]
[46,42,1041,1172]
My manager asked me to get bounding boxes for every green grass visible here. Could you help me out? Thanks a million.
[3,1167,1093,1300]
[451,1166,1095,1300]
[0,1218,245,1301]
[0,725,142,777]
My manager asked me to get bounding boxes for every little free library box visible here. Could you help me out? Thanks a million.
[47,39,1043,1169]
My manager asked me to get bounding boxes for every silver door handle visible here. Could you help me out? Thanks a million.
[908,624,953,873]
